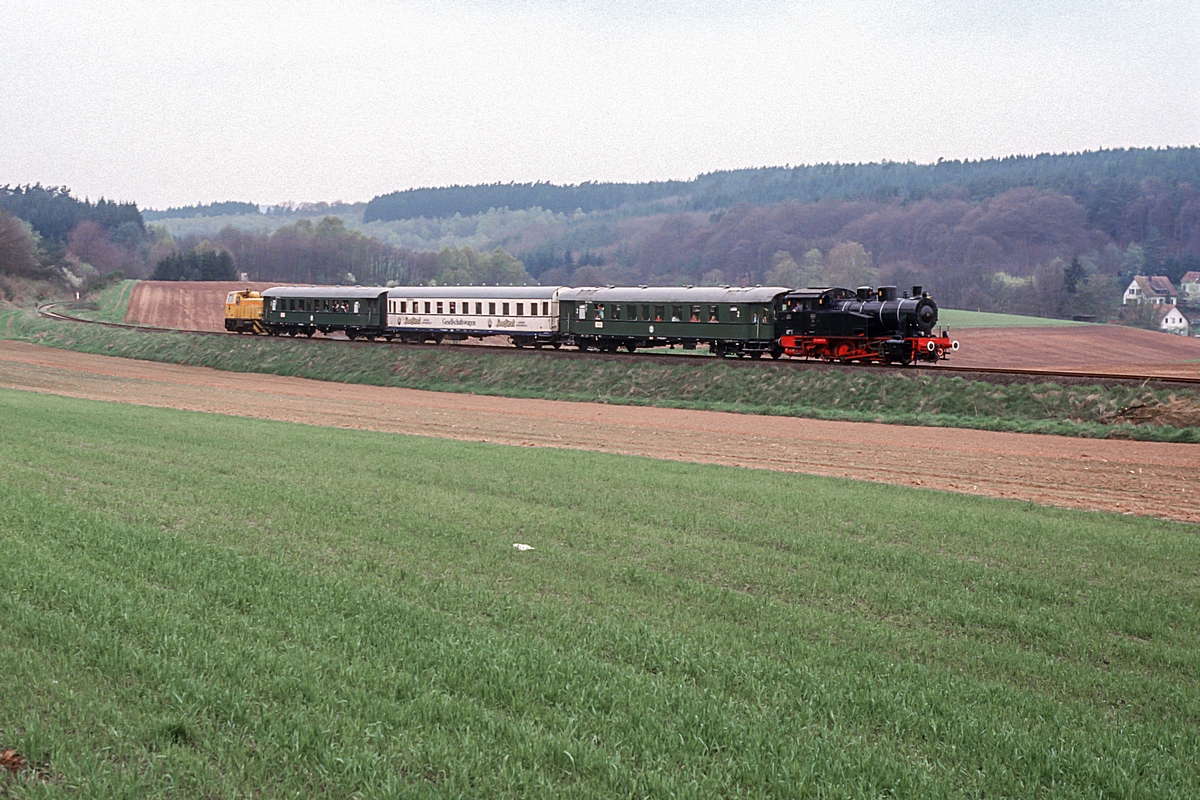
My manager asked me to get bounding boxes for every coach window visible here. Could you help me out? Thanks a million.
[671,306,682,322]
[502,302,510,315]
[729,305,739,321]
[422,302,429,314]
[653,305,664,321]
[488,302,496,315]
[708,305,719,322]
[578,304,586,319]
[437,302,443,314]
[594,303,604,319]
[516,303,523,316]
[612,304,621,320]
[542,302,550,316]
[690,305,701,322]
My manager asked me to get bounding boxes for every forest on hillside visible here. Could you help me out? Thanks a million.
[5,148,1200,323]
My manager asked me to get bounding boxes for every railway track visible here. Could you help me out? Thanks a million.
[36,302,1200,389]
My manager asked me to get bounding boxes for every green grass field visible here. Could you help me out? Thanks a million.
[1,389,1197,798]
[62,280,138,324]
[1,308,1197,443]
[938,309,1086,329]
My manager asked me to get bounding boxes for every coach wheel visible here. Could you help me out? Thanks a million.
[624,342,636,353]
[347,331,357,340]
[533,342,543,349]
[551,342,561,350]
[513,339,524,349]
[749,351,762,360]
[306,328,315,338]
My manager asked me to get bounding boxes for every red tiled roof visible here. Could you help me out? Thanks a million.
[1147,276,1175,295]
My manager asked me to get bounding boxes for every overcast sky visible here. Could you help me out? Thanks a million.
[2,0,1197,209]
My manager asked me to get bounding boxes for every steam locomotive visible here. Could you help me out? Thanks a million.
[225,283,958,365]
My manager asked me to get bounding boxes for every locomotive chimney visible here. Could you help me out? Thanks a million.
[856,286,871,301]
[912,285,922,297]
[878,286,898,301]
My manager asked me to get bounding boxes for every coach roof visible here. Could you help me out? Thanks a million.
[558,286,790,304]
[263,286,388,298]
[386,286,564,299]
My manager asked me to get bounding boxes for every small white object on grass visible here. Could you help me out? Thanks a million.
[513,543,534,551]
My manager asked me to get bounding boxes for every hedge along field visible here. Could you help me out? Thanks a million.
[1,309,1199,442]
[1,389,1198,798]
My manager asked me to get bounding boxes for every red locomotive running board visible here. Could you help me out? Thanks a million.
[780,334,958,364]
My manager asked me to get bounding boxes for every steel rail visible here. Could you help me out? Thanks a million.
[36,303,1200,387]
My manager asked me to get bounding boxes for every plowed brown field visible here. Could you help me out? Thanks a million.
[125,281,277,331]
[950,325,1200,379]
[122,281,1200,377]
[1,340,1196,523]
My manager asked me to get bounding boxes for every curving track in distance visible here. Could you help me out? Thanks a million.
[36,302,1200,389]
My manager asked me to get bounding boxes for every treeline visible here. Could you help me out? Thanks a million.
[362,147,1200,223]
[0,186,162,300]
[143,201,259,221]
[209,217,434,285]
[0,184,143,243]
[151,250,236,281]
[522,183,1200,317]
[364,180,688,223]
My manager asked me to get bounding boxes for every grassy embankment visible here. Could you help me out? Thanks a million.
[1,308,1197,442]
[59,279,139,324]
[1,389,1197,798]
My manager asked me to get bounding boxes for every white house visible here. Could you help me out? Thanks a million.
[1123,275,1177,305]
[1180,271,1200,305]
[1156,305,1191,336]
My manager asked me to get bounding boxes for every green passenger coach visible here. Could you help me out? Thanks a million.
[557,286,790,357]
[261,286,389,339]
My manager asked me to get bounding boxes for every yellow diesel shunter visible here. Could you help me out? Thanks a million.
[225,290,266,333]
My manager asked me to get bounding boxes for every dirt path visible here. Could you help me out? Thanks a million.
[1,340,1196,524]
